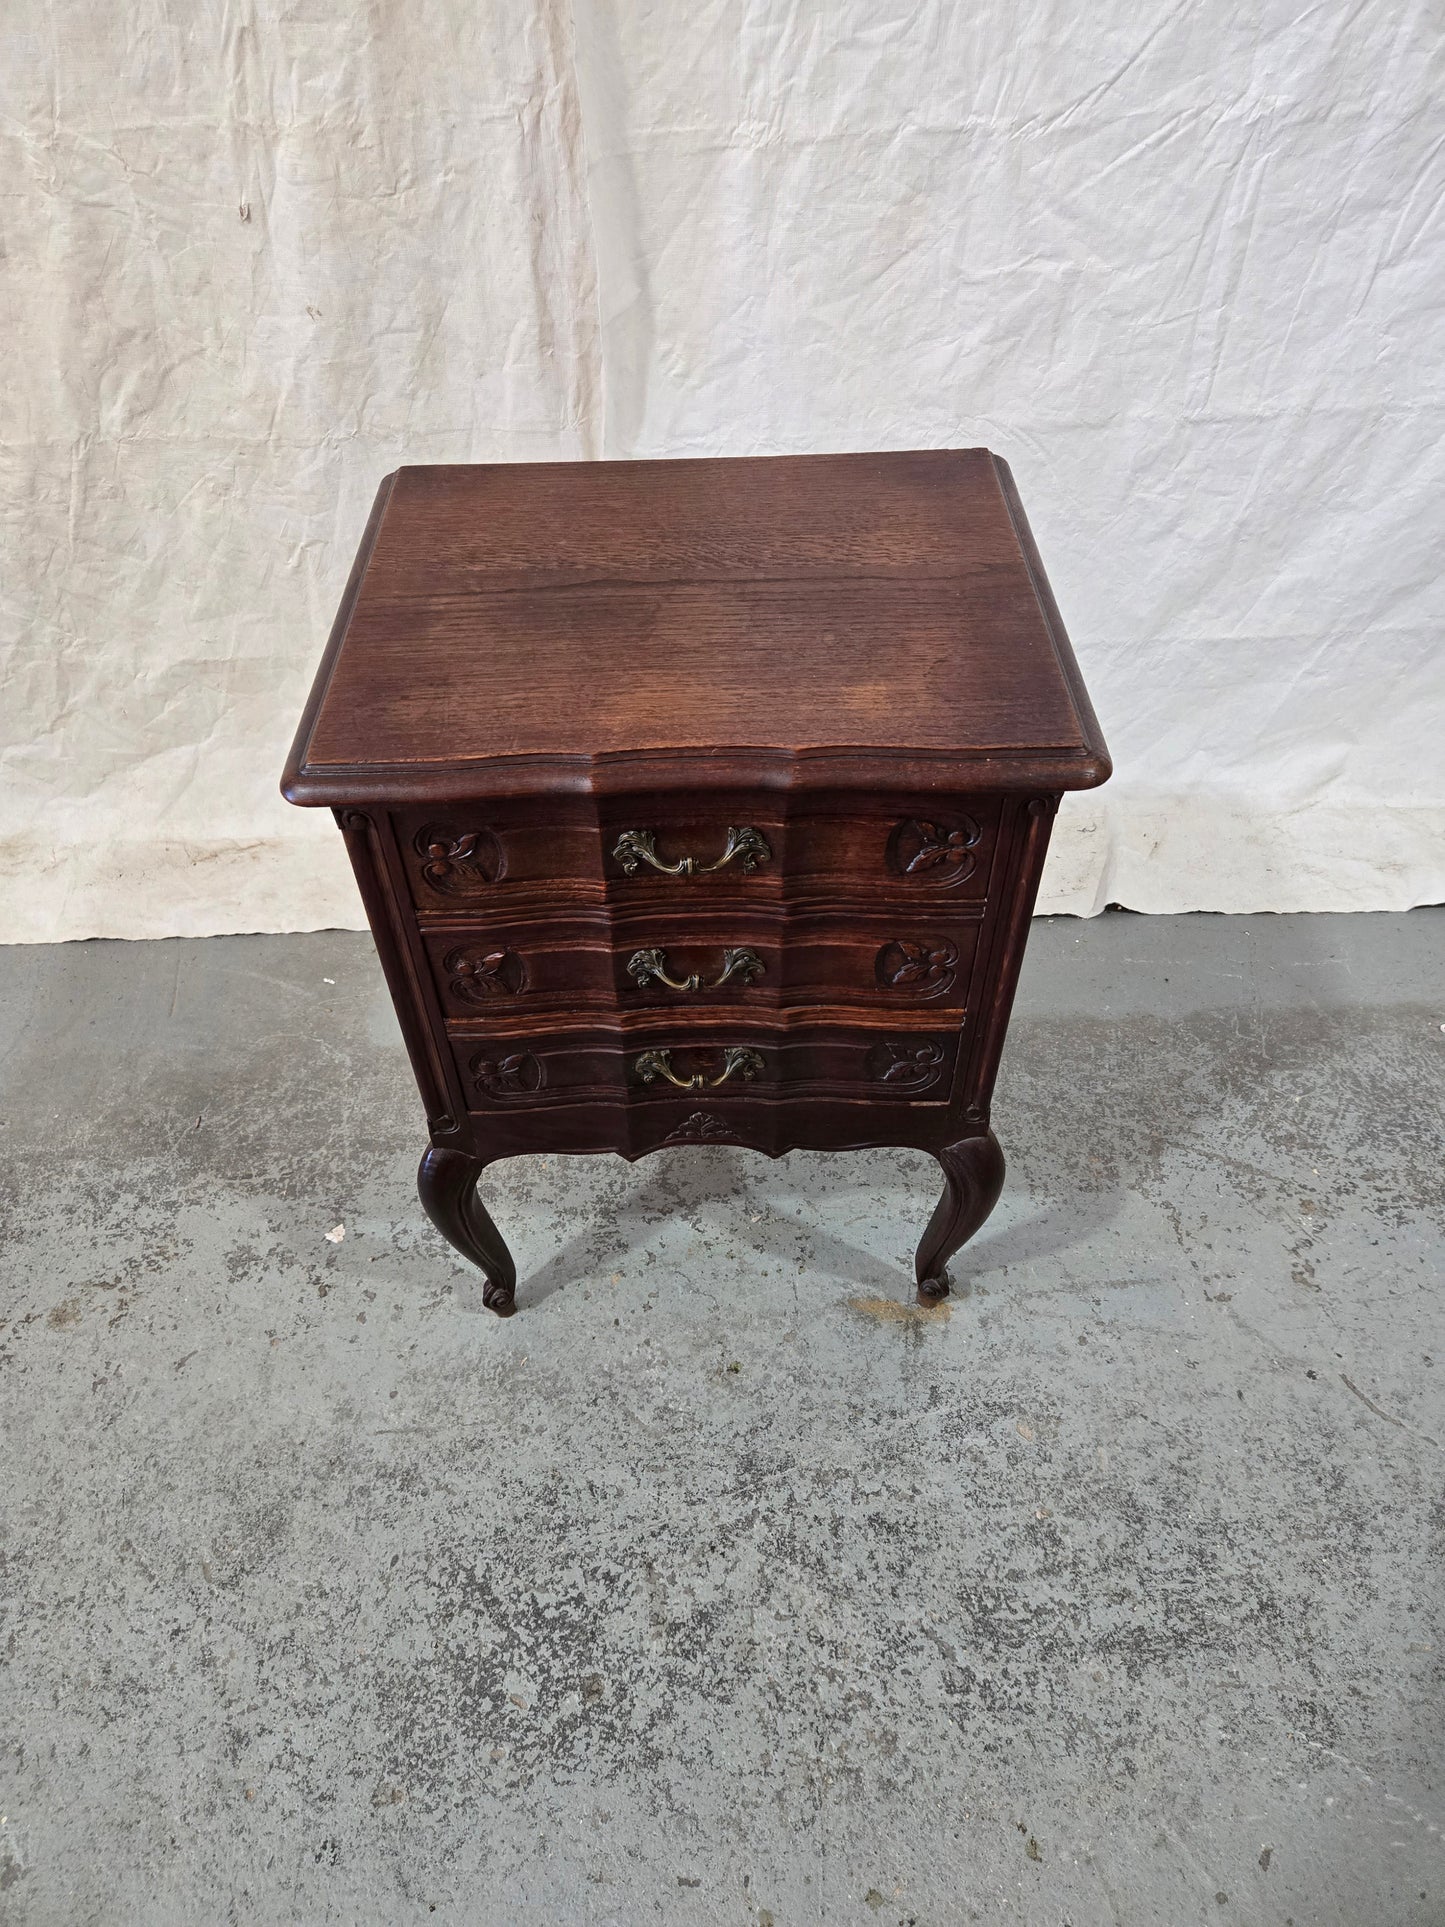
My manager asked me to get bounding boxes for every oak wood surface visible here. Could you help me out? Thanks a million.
[393,794,1001,909]
[283,450,1109,802]
[450,1024,963,1109]
[422,908,981,1018]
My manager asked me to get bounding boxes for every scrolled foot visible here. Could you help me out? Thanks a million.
[418,1145,518,1316]
[914,1129,1005,1299]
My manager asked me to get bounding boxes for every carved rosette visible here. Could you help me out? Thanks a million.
[443,945,526,1003]
[414,825,505,896]
[886,816,981,886]
[471,1050,544,1099]
[874,938,959,995]
[864,1039,947,1092]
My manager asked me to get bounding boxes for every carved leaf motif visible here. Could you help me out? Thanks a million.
[415,824,504,895]
[887,817,981,886]
[875,938,959,994]
[444,946,525,1002]
[472,1050,543,1098]
[864,1039,946,1090]
[668,1112,740,1142]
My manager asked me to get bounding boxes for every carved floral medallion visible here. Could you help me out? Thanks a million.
[874,938,959,995]
[443,945,526,1002]
[886,816,981,886]
[471,1050,544,1099]
[415,825,505,895]
[864,1039,947,1092]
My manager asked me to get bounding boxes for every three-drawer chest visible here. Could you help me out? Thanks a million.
[282,450,1110,1316]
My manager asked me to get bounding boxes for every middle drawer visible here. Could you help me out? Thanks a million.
[423,905,983,1021]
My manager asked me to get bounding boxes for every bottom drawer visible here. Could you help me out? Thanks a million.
[454,1024,960,1107]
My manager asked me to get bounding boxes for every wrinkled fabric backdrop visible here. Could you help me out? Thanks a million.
[4,0,1441,941]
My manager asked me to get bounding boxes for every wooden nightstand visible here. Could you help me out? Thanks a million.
[282,451,1110,1315]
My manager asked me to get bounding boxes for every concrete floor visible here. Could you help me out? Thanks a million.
[0,910,1441,1926]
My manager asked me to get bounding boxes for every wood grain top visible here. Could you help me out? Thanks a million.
[283,450,1110,802]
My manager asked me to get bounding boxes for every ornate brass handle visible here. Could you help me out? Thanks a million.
[612,826,771,877]
[633,1046,764,1091]
[627,946,765,993]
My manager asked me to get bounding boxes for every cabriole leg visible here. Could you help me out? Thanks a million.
[417,1145,517,1317]
[915,1130,1006,1302]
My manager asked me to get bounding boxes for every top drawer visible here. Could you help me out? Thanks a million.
[391,794,1001,910]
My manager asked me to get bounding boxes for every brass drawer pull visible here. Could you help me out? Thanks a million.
[627,946,765,993]
[612,826,771,876]
[633,1046,764,1091]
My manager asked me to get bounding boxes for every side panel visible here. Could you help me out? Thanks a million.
[333,807,471,1144]
[955,793,1060,1122]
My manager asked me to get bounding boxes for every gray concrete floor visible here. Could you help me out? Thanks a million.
[0,911,1442,1926]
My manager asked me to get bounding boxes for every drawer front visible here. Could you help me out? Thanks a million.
[423,908,984,1019]
[452,1024,961,1108]
[392,802,600,908]
[393,794,1001,911]
[599,795,1000,899]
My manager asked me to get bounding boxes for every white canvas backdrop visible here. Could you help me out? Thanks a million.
[4,0,1441,942]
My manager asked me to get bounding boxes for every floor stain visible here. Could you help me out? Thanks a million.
[847,1293,951,1324]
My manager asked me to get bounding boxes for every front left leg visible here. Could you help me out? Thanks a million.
[417,1145,517,1316]
[914,1129,1005,1303]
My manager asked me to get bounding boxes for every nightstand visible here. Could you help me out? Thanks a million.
[282,450,1110,1315]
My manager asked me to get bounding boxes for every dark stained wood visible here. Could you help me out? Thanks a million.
[449,1023,964,1109]
[334,807,466,1142]
[282,451,1110,802]
[958,794,1060,1110]
[451,1092,991,1166]
[914,1130,1007,1301]
[390,794,1003,908]
[326,577,1082,758]
[421,905,983,1018]
[284,450,1111,1312]
[417,1146,516,1315]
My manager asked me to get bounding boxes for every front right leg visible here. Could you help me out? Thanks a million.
[417,1145,517,1316]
